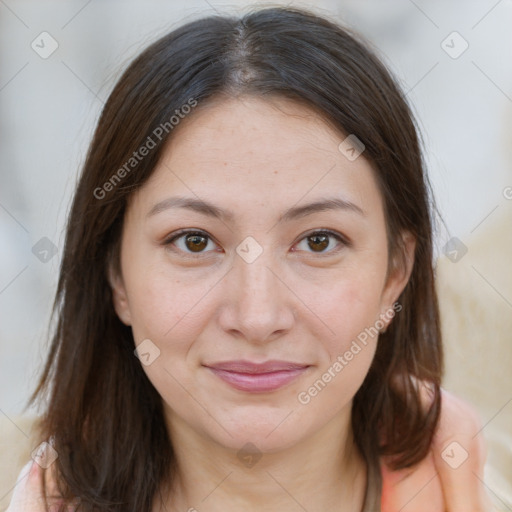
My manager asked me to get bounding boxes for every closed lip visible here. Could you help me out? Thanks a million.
[203,360,310,374]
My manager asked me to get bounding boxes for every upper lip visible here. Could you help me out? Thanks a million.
[204,360,310,374]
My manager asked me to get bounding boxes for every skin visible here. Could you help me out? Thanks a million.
[6,96,493,512]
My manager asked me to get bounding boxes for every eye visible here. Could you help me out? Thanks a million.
[163,228,349,258]
[163,229,220,257]
[293,229,348,255]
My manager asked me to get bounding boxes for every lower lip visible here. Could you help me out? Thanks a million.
[206,367,309,392]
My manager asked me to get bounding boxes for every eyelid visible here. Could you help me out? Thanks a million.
[163,229,220,258]
[163,227,350,257]
[292,228,350,255]
[296,228,350,245]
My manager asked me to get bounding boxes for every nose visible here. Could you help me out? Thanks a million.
[218,245,295,345]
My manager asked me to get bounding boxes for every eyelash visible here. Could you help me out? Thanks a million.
[163,228,350,259]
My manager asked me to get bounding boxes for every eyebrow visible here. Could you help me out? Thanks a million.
[146,195,364,222]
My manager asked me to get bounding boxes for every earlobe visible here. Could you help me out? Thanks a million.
[107,263,132,326]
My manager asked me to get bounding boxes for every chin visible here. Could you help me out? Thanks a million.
[210,411,308,454]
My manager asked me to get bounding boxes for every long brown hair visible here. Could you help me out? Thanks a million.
[29,6,443,511]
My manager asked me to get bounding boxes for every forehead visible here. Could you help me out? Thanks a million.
[165,95,344,165]
[130,95,383,221]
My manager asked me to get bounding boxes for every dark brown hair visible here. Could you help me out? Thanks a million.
[29,6,443,511]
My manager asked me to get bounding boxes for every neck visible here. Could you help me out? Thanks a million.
[155,408,368,512]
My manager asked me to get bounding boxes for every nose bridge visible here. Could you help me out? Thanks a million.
[236,245,279,314]
[238,248,275,300]
[223,240,293,341]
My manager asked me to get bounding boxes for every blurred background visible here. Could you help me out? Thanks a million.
[0,0,511,506]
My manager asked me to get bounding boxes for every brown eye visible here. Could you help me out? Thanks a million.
[307,233,330,252]
[294,230,347,255]
[164,230,218,257]
[184,233,208,252]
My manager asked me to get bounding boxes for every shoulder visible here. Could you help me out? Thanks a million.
[435,388,485,445]
[5,458,78,512]
[380,449,444,512]
[379,387,488,512]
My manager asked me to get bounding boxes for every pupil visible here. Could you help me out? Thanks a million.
[309,234,329,252]
[186,234,207,252]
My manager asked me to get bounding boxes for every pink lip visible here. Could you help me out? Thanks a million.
[204,360,310,392]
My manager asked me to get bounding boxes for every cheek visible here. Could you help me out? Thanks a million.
[125,262,213,344]
[125,268,211,404]
[315,269,385,358]
[296,315,378,427]
[294,275,383,410]
[123,266,224,403]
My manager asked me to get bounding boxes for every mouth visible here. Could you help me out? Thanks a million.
[203,360,311,393]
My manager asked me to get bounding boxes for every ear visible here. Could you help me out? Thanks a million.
[107,261,132,326]
[379,230,416,325]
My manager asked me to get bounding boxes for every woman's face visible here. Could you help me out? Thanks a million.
[109,96,414,454]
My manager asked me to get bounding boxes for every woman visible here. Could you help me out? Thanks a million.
[7,6,493,511]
